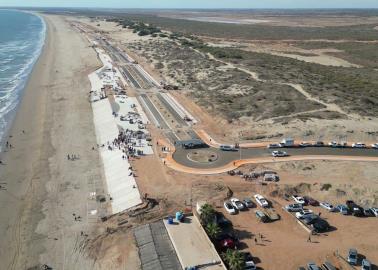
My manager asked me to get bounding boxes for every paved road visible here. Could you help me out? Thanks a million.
[172,146,378,169]
[120,66,141,88]
[157,93,188,127]
[140,94,170,130]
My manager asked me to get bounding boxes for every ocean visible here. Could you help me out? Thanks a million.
[0,10,46,151]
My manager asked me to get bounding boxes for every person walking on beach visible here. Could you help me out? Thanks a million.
[307,235,311,243]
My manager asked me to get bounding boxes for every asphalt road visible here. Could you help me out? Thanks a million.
[140,94,170,129]
[172,146,378,168]
[157,93,188,127]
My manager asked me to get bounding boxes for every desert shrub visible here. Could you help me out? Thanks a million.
[321,183,332,191]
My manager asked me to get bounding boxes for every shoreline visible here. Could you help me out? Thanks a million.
[0,10,46,155]
[0,14,105,269]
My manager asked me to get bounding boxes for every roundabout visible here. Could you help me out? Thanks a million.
[187,149,219,163]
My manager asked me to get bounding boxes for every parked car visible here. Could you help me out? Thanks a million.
[361,259,372,270]
[263,208,280,221]
[313,141,324,147]
[215,232,239,243]
[328,141,347,148]
[321,261,336,270]
[231,198,245,210]
[295,209,314,219]
[340,141,348,147]
[328,141,339,147]
[303,215,320,225]
[220,144,237,151]
[224,201,236,215]
[242,252,257,270]
[243,198,255,208]
[352,142,366,148]
[346,200,364,216]
[255,210,270,223]
[304,196,319,206]
[320,202,336,212]
[363,208,374,217]
[285,203,303,212]
[347,248,358,265]
[307,262,321,270]
[267,143,281,149]
[298,267,306,270]
[336,204,349,215]
[272,150,288,157]
[216,238,236,251]
[299,142,312,147]
[371,143,378,149]
[292,195,306,204]
[312,219,330,233]
[370,207,378,217]
[254,194,269,208]
[215,212,232,228]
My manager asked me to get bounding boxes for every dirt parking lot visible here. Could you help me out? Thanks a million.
[217,189,378,270]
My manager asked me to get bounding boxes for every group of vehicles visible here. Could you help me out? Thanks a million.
[208,210,257,270]
[299,249,373,270]
[347,248,372,269]
[268,140,378,149]
[224,194,280,224]
[285,195,330,233]
[286,195,377,232]
[318,200,378,217]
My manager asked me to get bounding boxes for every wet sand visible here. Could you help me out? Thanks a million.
[0,14,107,269]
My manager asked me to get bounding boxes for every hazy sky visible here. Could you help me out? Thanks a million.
[1,0,378,8]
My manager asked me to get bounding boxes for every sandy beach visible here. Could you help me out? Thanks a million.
[0,14,108,269]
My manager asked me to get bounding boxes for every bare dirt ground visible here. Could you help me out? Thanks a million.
[66,15,378,270]
[132,143,378,269]
[72,17,378,144]
[158,11,378,27]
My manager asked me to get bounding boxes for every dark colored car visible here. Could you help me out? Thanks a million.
[312,219,330,233]
[307,262,321,270]
[304,196,319,206]
[352,206,364,217]
[255,210,270,223]
[322,261,336,270]
[215,232,239,245]
[243,198,255,208]
[347,248,358,265]
[313,141,325,147]
[346,200,364,216]
[241,252,257,270]
[215,212,232,228]
[303,215,320,225]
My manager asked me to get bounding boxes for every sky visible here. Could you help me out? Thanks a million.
[1,0,378,9]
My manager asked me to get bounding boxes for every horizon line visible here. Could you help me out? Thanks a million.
[2,7,378,10]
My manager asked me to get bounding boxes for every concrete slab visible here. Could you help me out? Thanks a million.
[164,215,226,270]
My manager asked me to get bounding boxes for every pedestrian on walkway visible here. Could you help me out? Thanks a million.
[307,235,311,242]
[254,237,258,245]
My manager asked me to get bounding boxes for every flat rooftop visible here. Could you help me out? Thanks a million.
[164,215,226,270]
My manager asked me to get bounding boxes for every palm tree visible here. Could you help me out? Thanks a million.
[200,203,216,225]
[222,249,244,270]
[205,222,221,240]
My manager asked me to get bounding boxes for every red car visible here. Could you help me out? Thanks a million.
[304,196,319,206]
[217,238,236,251]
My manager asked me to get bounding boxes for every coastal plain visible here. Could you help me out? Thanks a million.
[0,9,377,270]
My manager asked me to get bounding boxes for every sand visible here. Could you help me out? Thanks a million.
[0,14,110,269]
